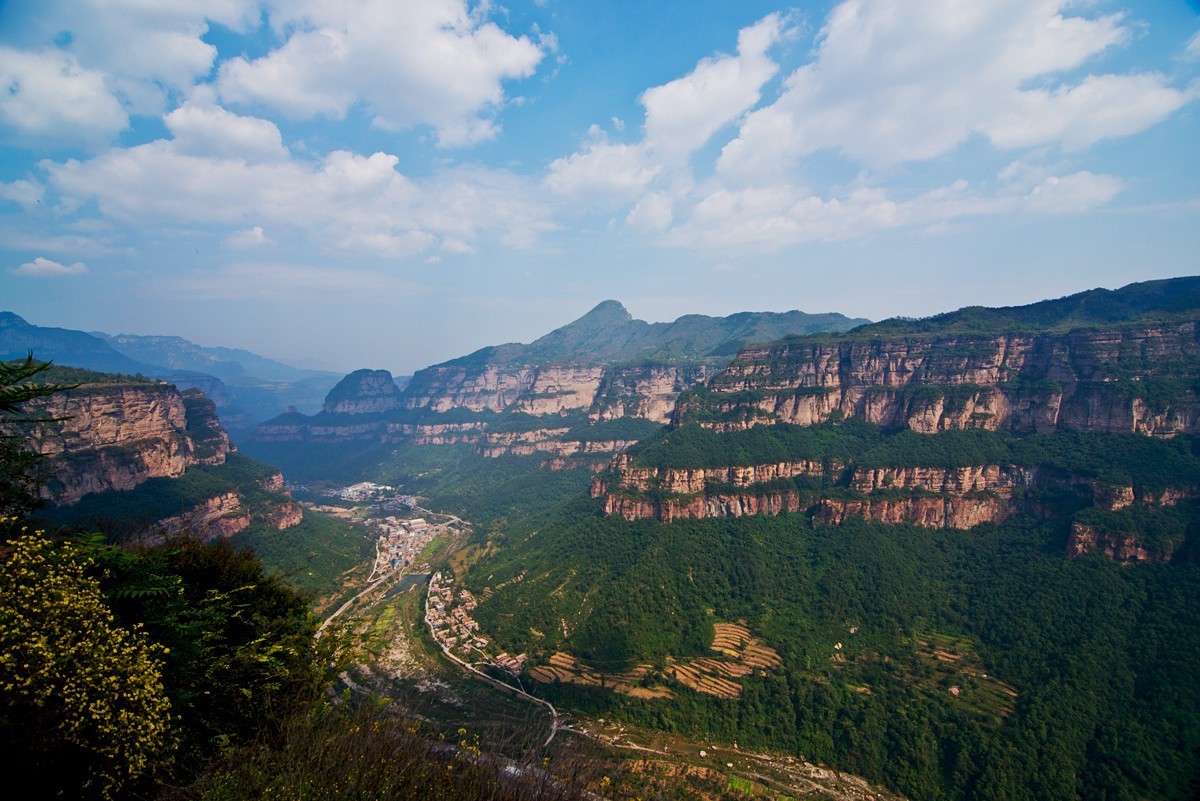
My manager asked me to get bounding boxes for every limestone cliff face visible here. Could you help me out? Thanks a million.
[600,454,833,495]
[402,362,712,424]
[1066,524,1174,564]
[136,492,251,543]
[593,452,1197,536]
[402,364,605,415]
[323,369,402,414]
[676,323,1200,436]
[590,365,710,423]
[19,382,232,505]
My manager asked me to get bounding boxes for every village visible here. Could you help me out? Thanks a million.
[424,571,526,677]
[367,515,436,580]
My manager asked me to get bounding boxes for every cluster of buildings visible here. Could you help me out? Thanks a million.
[425,571,525,676]
[372,516,434,575]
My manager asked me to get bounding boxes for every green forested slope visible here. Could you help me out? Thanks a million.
[467,496,1200,801]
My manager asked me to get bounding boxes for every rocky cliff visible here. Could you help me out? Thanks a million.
[400,301,867,422]
[18,380,232,505]
[601,278,1200,559]
[594,452,1198,536]
[323,369,403,414]
[675,321,1200,435]
[246,302,867,464]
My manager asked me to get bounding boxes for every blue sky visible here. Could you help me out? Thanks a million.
[1,0,1198,374]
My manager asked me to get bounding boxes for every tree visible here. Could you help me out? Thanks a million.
[0,534,174,799]
[0,354,76,519]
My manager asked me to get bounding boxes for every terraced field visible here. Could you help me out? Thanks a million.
[527,621,781,700]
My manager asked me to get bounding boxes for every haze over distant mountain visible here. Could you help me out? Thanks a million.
[1,312,341,432]
[94,332,338,385]
[431,299,870,369]
[246,301,870,474]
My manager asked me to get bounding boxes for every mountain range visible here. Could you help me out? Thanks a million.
[0,312,343,433]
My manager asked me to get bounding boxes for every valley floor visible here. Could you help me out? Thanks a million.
[315,502,905,801]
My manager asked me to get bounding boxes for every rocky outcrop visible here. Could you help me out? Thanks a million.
[18,381,233,505]
[135,491,251,543]
[323,369,403,414]
[600,454,833,494]
[478,437,638,459]
[590,364,710,423]
[1066,523,1174,564]
[676,322,1200,436]
[593,452,1198,532]
[813,495,1013,529]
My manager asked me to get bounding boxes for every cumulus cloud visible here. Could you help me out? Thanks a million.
[663,168,1123,254]
[217,0,545,146]
[544,127,659,200]
[641,13,787,165]
[0,179,44,208]
[10,256,88,277]
[546,13,787,202]
[224,225,273,249]
[719,0,1190,177]
[539,0,1190,253]
[0,47,128,146]
[1186,30,1200,62]
[43,105,553,259]
[165,94,288,163]
[0,0,261,148]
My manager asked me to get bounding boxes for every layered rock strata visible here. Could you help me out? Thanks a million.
[19,381,232,505]
[594,455,1194,538]
[675,323,1200,436]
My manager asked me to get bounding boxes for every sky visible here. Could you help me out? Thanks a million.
[1,0,1198,375]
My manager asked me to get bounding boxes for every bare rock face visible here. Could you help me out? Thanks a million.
[136,492,251,543]
[590,365,711,423]
[323,369,402,414]
[593,452,1197,538]
[1067,523,1171,564]
[676,323,1200,436]
[18,381,232,506]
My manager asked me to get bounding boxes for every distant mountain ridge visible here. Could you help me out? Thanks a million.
[95,331,337,385]
[246,301,871,472]
[1,312,342,431]
[402,300,870,418]
[438,299,870,368]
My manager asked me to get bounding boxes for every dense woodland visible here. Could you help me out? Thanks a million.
[466,493,1200,801]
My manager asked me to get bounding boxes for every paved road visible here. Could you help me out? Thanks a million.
[424,573,560,747]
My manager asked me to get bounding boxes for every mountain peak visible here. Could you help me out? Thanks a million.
[579,300,632,324]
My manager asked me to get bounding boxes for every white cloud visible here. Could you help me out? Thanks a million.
[0,0,261,133]
[982,73,1189,150]
[217,0,545,147]
[546,13,787,201]
[165,95,288,163]
[626,192,674,231]
[641,13,787,164]
[10,256,88,277]
[663,168,1122,254]
[42,107,553,259]
[224,225,273,249]
[1186,30,1200,62]
[1023,171,1123,213]
[539,0,1185,254]
[0,179,44,208]
[544,128,658,200]
[0,47,128,146]
[718,0,1190,177]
